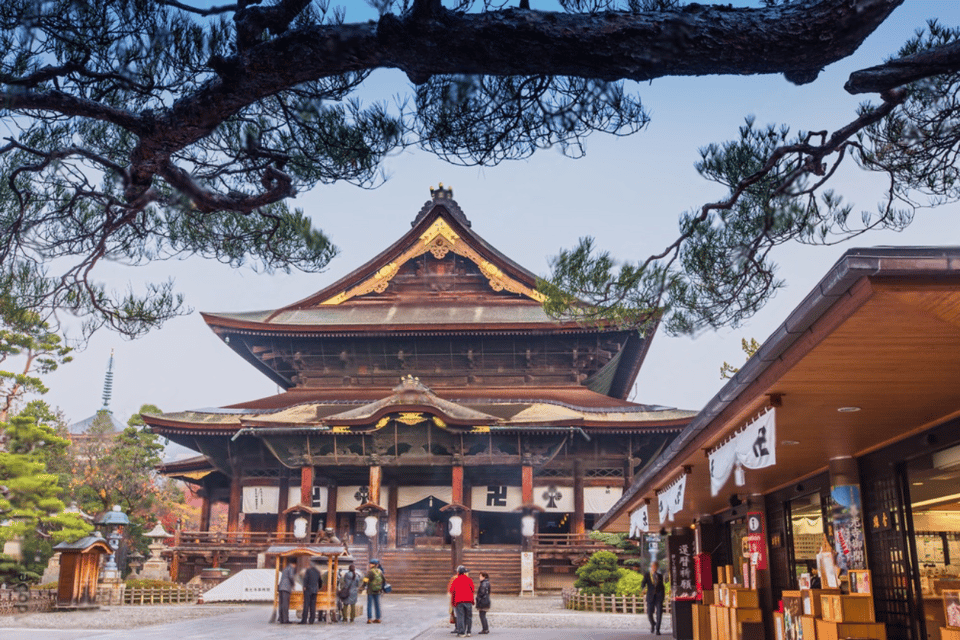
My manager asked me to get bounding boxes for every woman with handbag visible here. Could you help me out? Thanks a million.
[476,572,491,634]
[338,563,361,623]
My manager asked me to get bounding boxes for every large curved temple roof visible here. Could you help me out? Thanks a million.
[199,187,659,399]
[147,188,694,464]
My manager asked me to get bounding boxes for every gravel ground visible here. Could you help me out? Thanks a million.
[432,595,672,631]
[1,604,245,629]
[0,595,670,633]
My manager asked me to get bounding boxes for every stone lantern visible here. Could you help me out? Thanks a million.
[96,505,129,582]
[138,522,173,581]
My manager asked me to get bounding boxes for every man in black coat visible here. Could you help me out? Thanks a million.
[642,560,666,635]
[300,560,323,624]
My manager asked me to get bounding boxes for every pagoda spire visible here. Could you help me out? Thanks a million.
[101,349,115,413]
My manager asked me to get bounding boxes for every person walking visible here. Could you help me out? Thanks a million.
[338,563,362,623]
[363,558,385,624]
[642,560,666,635]
[449,565,475,638]
[277,558,297,624]
[300,559,322,624]
[475,571,491,635]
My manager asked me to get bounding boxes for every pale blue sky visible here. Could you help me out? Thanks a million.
[39,2,960,452]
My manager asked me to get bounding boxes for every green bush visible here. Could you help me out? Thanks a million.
[574,550,624,595]
[615,569,646,596]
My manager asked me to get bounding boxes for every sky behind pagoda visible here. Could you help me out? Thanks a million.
[43,2,960,454]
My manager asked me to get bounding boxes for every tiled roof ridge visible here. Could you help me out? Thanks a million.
[180,396,689,418]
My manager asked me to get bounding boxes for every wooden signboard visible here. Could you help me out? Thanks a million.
[669,533,698,601]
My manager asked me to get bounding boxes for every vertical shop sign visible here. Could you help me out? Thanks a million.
[746,511,768,569]
[669,533,697,601]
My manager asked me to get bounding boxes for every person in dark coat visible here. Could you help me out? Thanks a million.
[475,571,491,634]
[642,560,666,635]
[300,560,322,624]
[277,558,297,624]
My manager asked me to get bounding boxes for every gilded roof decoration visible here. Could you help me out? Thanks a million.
[319,218,545,305]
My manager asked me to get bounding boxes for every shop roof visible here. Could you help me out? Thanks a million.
[597,246,960,532]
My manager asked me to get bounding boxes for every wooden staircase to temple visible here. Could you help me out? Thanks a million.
[377,548,521,594]
[464,549,521,595]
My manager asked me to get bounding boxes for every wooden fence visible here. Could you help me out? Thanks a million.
[561,588,672,615]
[94,584,202,606]
[122,585,202,605]
[0,588,57,615]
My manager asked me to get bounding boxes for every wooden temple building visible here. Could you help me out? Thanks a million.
[150,187,694,592]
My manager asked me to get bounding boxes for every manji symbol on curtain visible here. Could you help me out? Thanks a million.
[709,407,777,496]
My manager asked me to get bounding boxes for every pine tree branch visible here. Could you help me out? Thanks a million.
[846,39,960,94]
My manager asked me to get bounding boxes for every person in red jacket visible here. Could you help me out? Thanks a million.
[449,565,475,637]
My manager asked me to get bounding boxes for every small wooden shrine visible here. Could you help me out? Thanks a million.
[53,536,113,609]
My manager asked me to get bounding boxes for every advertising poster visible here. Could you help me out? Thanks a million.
[831,484,866,572]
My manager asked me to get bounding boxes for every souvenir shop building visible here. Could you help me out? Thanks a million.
[149,187,694,591]
[597,247,960,640]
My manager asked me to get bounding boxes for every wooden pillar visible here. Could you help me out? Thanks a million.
[387,479,398,549]
[452,529,464,574]
[462,477,473,547]
[199,488,212,532]
[521,464,533,505]
[452,464,464,504]
[300,465,314,506]
[368,464,382,506]
[573,460,586,537]
[522,461,535,552]
[623,457,635,490]
[277,474,290,534]
[227,471,242,533]
[367,462,383,561]
[326,484,338,531]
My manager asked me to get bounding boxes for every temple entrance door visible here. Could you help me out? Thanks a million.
[539,512,571,538]
[477,513,522,546]
[397,497,448,547]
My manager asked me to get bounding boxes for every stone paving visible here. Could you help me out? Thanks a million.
[0,594,673,640]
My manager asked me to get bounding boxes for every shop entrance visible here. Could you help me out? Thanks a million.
[906,442,960,631]
[789,492,826,586]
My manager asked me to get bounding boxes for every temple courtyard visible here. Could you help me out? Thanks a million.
[1,594,672,640]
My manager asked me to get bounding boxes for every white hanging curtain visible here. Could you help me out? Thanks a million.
[396,486,452,509]
[657,473,687,523]
[533,484,575,512]
[243,486,279,514]
[336,485,390,512]
[629,504,649,538]
[470,485,523,512]
[709,407,777,496]
[583,486,623,514]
